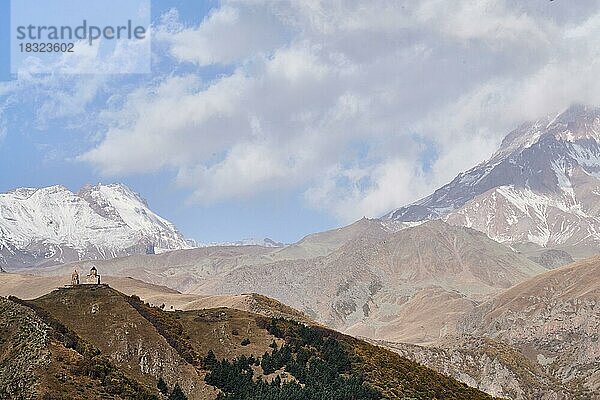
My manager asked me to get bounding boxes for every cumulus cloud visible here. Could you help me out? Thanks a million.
[80,0,600,222]
[305,158,433,221]
[158,4,289,65]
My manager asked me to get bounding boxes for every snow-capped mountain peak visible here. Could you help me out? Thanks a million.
[78,183,178,238]
[0,183,190,270]
[384,104,600,256]
[490,104,600,163]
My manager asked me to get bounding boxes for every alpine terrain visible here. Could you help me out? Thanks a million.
[385,104,600,262]
[0,283,495,400]
[34,219,545,345]
[0,183,190,270]
[4,106,600,399]
[379,256,600,399]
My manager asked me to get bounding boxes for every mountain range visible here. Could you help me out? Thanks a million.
[0,183,190,270]
[4,105,599,272]
[2,104,600,399]
[32,218,545,346]
[4,253,597,399]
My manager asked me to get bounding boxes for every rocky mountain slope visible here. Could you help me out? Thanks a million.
[378,336,573,400]
[0,284,495,399]
[378,256,600,399]
[0,293,171,400]
[22,218,389,293]
[385,104,600,260]
[460,256,600,397]
[198,220,544,344]
[34,220,545,345]
[0,183,190,270]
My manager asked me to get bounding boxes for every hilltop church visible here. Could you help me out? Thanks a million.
[71,266,101,285]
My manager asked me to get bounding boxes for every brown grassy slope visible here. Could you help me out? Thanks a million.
[0,273,313,324]
[0,297,156,400]
[175,307,499,399]
[30,285,216,400]
[25,285,499,400]
[262,317,500,400]
[247,293,314,323]
[177,307,283,361]
[26,287,299,399]
[467,255,600,325]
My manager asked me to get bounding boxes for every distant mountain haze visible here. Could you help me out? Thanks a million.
[30,219,545,346]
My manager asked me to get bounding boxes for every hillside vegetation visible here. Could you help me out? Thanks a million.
[2,285,497,399]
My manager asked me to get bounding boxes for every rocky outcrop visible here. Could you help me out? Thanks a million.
[376,337,571,400]
[527,249,574,269]
[0,298,51,400]
[459,258,600,397]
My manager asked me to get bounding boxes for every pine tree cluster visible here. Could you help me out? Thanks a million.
[203,318,381,400]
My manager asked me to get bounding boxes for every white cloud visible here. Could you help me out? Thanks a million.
[415,0,550,44]
[79,0,600,222]
[177,141,293,204]
[305,159,432,221]
[158,3,289,65]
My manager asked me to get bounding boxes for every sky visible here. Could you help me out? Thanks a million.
[1,0,600,244]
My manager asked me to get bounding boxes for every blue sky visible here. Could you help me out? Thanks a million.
[0,1,8,81]
[1,0,599,243]
[0,0,338,243]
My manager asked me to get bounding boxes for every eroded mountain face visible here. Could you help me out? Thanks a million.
[459,257,600,398]
[202,220,544,344]
[0,183,190,270]
[386,105,600,259]
[380,257,600,400]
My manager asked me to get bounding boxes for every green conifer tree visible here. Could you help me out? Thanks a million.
[168,383,187,400]
[157,376,169,395]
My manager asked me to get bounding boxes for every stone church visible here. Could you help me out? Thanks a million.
[70,266,101,285]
